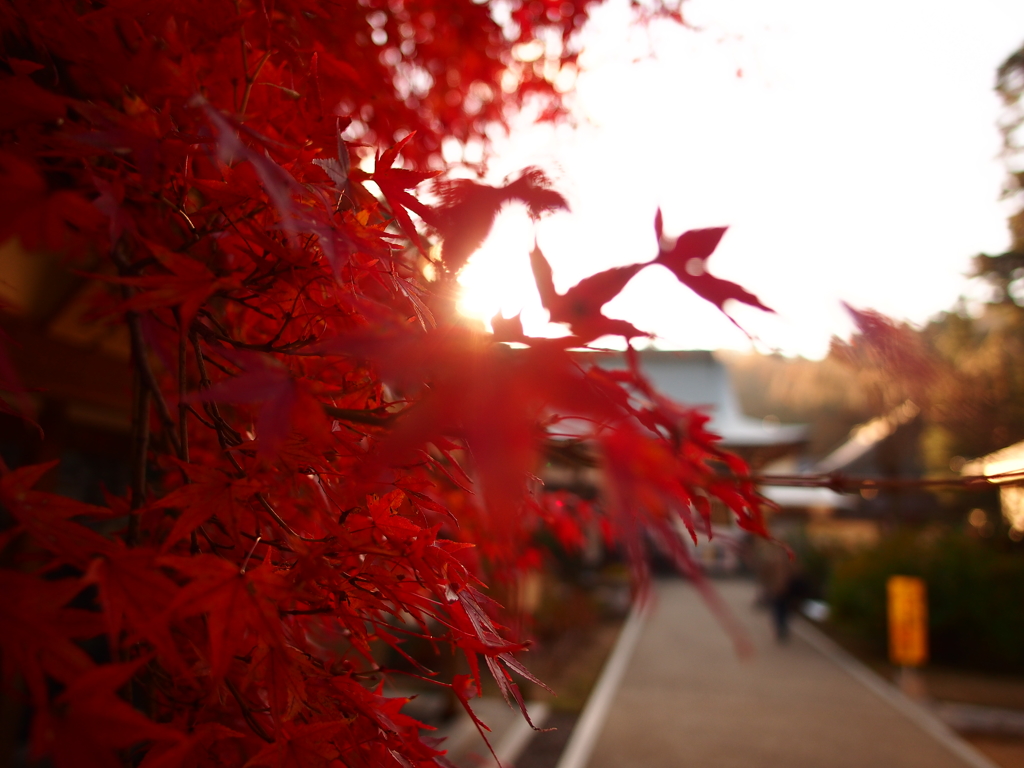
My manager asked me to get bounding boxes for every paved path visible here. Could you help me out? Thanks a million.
[580,578,991,768]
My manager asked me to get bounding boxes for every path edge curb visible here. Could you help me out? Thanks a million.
[793,619,1001,768]
[553,600,648,768]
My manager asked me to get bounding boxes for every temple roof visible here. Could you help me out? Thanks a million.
[589,350,808,448]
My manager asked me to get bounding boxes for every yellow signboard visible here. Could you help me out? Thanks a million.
[887,576,928,667]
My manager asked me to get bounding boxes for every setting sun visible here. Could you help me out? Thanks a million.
[455,203,554,335]
[457,0,1024,358]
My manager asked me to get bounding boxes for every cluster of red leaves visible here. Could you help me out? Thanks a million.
[828,303,944,414]
[0,2,766,767]
[830,304,937,384]
[522,208,773,345]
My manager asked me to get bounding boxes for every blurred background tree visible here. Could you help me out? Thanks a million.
[911,37,1024,464]
[729,39,1024,471]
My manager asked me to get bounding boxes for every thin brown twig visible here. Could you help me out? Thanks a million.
[127,377,150,546]
[198,351,240,380]
[190,331,244,446]
[112,240,183,458]
[178,316,190,464]
[263,274,321,348]
[322,404,399,427]
[241,530,291,551]
[224,293,277,319]
[125,313,182,455]
[195,321,316,353]
[186,403,217,430]
[279,607,336,616]
[216,205,268,261]
[224,678,274,743]
[199,525,235,552]
[240,535,262,574]
[239,49,273,119]
[254,492,332,542]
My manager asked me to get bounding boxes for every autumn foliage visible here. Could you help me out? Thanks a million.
[0,2,770,766]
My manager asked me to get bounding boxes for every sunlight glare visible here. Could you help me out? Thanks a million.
[474,0,1024,358]
[456,204,549,333]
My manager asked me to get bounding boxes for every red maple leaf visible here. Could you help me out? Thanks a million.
[151,462,263,549]
[111,241,241,329]
[162,555,290,681]
[192,349,302,451]
[0,570,103,710]
[652,210,773,323]
[432,168,568,274]
[364,132,440,255]
[84,547,184,666]
[529,245,650,342]
[0,325,40,429]
[0,461,117,567]
[0,5,785,764]
[244,721,346,768]
[0,150,101,255]
[30,660,184,768]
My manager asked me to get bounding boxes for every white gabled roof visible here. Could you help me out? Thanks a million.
[590,350,808,448]
[816,400,919,473]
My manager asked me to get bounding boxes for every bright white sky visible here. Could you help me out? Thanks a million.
[453,0,1024,359]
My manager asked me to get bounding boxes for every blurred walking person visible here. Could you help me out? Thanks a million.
[759,543,799,643]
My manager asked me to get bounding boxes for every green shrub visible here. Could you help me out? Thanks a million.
[828,529,1024,672]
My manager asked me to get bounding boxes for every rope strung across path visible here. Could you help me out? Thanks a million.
[735,471,1024,493]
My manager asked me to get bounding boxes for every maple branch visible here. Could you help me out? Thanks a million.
[738,472,1009,492]
[241,530,290,551]
[127,315,182,458]
[185,403,216,430]
[128,376,150,545]
[217,206,270,261]
[194,314,316,353]
[239,49,273,120]
[322,404,399,426]
[254,492,332,542]
[112,239,182,543]
[263,314,296,350]
[220,293,277,319]
[280,607,335,615]
[198,325,316,353]
[159,195,198,241]
[240,262,288,287]
[112,240,184,459]
[197,311,234,340]
[224,678,274,743]
[190,331,244,450]
[196,349,242,381]
[200,524,236,552]
[263,274,322,349]
[177,312,190,464]
[240,535,262,574]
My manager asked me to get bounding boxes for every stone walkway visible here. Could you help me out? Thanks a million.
[577,578,995,768]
